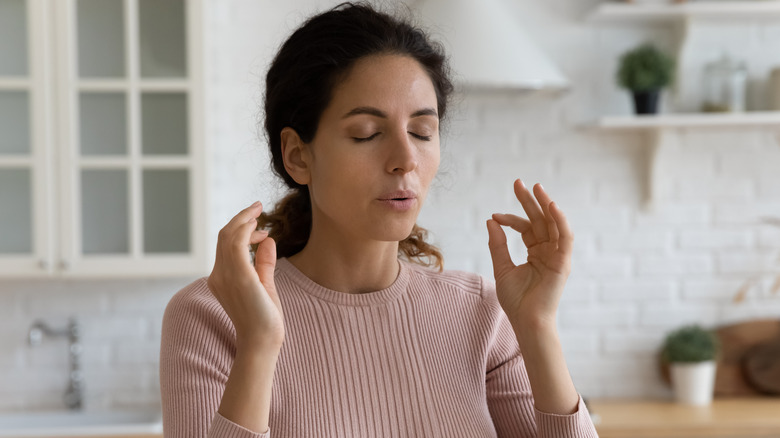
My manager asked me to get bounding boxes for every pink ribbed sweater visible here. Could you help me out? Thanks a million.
[160,257,598,438]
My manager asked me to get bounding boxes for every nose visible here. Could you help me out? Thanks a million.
[386,129,418,174]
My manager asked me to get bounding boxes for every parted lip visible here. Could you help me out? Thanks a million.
[377,190,417,200]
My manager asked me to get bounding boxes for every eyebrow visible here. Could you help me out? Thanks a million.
[341,106,438,119]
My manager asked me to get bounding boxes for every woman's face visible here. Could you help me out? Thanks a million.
[304,54,441,243]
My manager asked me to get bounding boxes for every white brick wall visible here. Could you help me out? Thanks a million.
[0,278,187,411]
[2,0,780,411]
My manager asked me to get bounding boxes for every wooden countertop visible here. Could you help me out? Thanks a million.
[587,397,780,438]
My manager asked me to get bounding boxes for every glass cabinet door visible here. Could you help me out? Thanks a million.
[76,0,125,78]
[0,1,33,257]
[0,0,204,278]
[0,0,55,276]
[139,0,187,79]
[59,0,205,277]
[0,0,28,77]
[0,91,32,252]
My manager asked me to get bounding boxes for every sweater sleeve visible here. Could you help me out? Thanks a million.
[481,276,598,438]
[159,280,272,438]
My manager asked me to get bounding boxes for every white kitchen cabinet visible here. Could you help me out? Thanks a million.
[0,0,208,278]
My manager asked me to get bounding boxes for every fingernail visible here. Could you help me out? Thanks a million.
[539,183,544,190]
[250,201,261,207]
[519,179,526,188]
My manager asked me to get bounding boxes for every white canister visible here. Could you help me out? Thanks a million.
[670,360,717,406]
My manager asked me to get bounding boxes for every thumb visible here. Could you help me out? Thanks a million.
[254,237,278,295]
[486,219,515,280]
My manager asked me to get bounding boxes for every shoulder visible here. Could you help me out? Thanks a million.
[165,277,227,319]
[403,261,498,304]
[162,277,235,344]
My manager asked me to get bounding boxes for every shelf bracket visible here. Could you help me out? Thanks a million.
[643,128,681,213]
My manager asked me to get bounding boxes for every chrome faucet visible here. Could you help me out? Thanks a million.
[28,317,83,410]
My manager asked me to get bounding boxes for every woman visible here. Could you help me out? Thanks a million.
[160,3,598,437]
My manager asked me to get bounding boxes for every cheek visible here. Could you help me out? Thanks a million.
[422,146,441,181]
[313,152,368,201]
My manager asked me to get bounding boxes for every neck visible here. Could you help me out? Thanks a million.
[286,226,401,295]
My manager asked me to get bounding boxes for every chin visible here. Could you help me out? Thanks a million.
[374,221,417,243]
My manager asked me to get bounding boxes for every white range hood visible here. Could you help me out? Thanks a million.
[416,0,570,92]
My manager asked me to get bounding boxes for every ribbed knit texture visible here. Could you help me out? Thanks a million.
[160,257,599,438]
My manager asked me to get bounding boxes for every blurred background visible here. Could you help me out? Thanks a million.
[1,0,780,436]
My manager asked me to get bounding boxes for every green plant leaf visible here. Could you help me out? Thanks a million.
[617,43,676,92]
[662,324,720,363]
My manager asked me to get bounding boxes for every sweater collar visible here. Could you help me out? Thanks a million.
[275,257,411,307]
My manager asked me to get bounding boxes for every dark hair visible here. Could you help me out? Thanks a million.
[254,2,453,271]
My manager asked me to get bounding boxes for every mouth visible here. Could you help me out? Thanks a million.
[378,189,418,201]
[376,196,416,211]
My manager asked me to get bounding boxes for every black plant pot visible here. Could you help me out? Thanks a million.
[632,89,661,115]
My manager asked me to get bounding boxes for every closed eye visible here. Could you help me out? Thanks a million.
[410,132,432,141]
[352,132,432,142]
[352,132,380,142]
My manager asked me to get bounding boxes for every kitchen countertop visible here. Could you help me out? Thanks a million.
[587,397,780,438]
[28,436,161,438]
[0,409,162,438]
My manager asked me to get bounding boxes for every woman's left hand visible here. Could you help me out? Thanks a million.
[486,179,574,328]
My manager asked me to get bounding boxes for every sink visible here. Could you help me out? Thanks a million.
[0,410,162,437]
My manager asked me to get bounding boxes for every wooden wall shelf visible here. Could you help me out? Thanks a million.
[595,111,780,130]
[588,1,780,22]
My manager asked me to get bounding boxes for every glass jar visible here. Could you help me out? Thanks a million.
[702,53,747,113]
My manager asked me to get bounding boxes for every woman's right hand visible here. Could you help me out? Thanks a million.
[207,201,285,352]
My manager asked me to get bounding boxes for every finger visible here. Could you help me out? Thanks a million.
[236,218,260,241]
[550,201,574,257]
[249,229,269,243]
[230,220,263,270]
[247,229,269,268]
[486,219,515,279]
[226,201,264,231]
[532,184,559,243]
[514,179,548,241]
[491,213,538,247]
[545,201,560,243]
[254,237,280,303]
[533,188,559,244]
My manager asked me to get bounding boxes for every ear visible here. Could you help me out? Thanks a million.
[280,127,312,185]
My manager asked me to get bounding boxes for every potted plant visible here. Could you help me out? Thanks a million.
[661,324,720,405]
[616,42,676,115]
